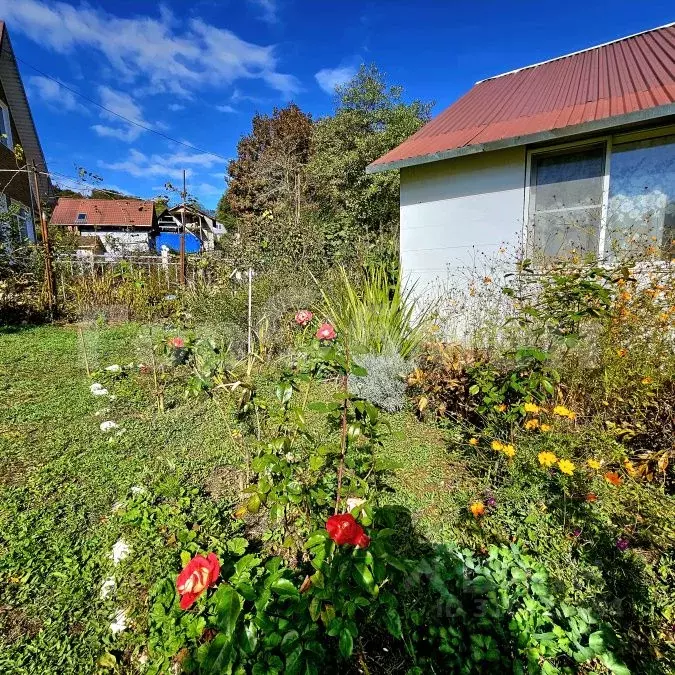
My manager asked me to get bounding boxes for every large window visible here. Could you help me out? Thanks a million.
[527,145,605,257]
[607,134,675,261]
[526,129,675,262]
[0,101,12,149]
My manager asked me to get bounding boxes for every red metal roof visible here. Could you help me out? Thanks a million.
[368,23,675,172]
[50,198,156,228]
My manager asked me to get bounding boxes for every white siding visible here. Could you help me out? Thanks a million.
[400,148,526,340]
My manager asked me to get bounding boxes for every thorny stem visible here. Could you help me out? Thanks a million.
[335,338,350,515]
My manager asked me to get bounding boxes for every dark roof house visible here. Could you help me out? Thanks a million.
[0,21,49,203]
[0,20,49,244]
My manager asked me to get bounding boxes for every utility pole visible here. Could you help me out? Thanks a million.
[179,169,186,285]
[31,161,56,315]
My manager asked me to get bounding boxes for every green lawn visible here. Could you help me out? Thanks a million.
[1,324,673,673]
[0,324,452,673]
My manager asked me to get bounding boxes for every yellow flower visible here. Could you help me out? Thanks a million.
[558,459,575,476]
[617,348,627,357]
[624,460,637,476]
[502,444,516,458]
[494,404,507,413]
[524,402,540,414]
[553,405,576,420]
[540,423,552,432]
[469,437,479,446]
[538,451,558,468]
[491,440,504,451]
[470,502,485,518]
[641,376,653,385]
[524,419,539,430]
[587,459,602,470]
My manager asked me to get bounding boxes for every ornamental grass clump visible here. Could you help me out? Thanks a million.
[316,264,433,358]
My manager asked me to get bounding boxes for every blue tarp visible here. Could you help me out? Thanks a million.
[155,231,202,253]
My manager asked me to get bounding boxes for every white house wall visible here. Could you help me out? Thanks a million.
[400,147,526,342]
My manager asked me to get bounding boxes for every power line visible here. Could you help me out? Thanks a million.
[15,56,229,163]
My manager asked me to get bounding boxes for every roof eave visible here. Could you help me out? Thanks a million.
[366,103,675,174]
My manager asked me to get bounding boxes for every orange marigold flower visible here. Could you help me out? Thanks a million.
[641,376,653,385]
[585,493,598,503]
[469,437,479,446]
[494,404,507,413]
[616,348,627,357]
[524,419,540,430]
[604,471,622,486]
[470,502,485,518]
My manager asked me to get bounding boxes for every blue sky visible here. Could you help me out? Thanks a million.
[1,0,673,208]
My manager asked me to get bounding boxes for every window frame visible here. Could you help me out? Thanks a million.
[522,136,611,259]
[0,101,12,150]
[522,124,675,262]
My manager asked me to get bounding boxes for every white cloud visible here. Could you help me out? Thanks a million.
[315,64,357,95]
[192,182,223,198]
[248,0,278,24]
[0,0,300,98]
[100,148,225,182]
[91,86,155,142]
[28,75,87,113]
[216,104,236,113]
[168,103,185,111]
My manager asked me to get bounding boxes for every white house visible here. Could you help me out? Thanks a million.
[368,23,675,337]
[49,198,159,257]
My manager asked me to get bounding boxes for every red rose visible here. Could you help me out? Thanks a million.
[316,322,336,341]
[325,514,370,548]
[353,531,371,549]
[169,337,185,349]
[295,309,313,326]
[176,553,220,610]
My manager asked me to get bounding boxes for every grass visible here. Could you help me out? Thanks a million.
[0,324,453,673]
[1,324,674,673]
[0,324,243,673]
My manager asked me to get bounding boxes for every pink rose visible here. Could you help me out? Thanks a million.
[295,309,313,326]
[169,337,185,349]
[316,322,336,341]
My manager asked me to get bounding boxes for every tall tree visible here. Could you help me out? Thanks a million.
[307,64,433,261]
[226,104,313,222]
[223,103,317,268]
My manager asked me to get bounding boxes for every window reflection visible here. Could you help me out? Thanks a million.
[607,135,675,260]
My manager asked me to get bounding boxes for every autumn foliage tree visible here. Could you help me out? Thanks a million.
[220,66,432,271]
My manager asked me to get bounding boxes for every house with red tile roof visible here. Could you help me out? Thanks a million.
[50,198,159,256]
[0,21,49,249]
[369,23,674,336]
